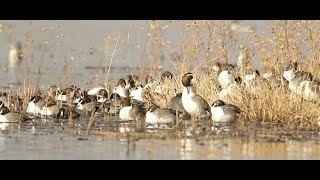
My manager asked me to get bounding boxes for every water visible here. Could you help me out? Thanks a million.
[0,121,319,160]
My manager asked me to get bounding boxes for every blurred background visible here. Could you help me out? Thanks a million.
[0,20,269,90]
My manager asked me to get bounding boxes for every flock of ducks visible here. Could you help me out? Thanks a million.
[1,59,320,129]
[0,69,243,129]
[2,43,320,130]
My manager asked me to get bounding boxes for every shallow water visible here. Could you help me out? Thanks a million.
[1,120,320,160]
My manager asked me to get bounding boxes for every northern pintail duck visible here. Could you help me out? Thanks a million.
[75,95,102,116]
[154,71,174,94]
[217,67,236,89]
[55,85,77,102]
[218,76,243,102]
[96,89,108,103]
[103,93,122,115]
[129,84,145,102]
[169,93,185,113]
[161,71,173,79]
[119,98,134,121]
[144,71,173,95]
[145,104,176,125]
[119,99,146,124]
[47,85,60,98]
[181,73,211,121]
[242,68,269,92]
[211,100,241,123]
[283,63,320,103]
[124,74,139,85]
[87,84,106,96]
[212,62,235,74]
[26,95,42,115]
[0,106,21,123]
[112,79,130,98]
[0,93,9,107]
[262,70,284,88]
[40,96,60,117]
[57,106,81,120]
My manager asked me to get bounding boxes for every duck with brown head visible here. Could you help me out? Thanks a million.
[112,78,130,98]
[55,85,77,102]
[212,62,235,74]
[211,100,241,123]
[0,106,21,123]
[40,96,60,117]
[26,95,43,115]
[75,95,102,117]
[119,98,146,123]
[181,72,211,122]
[96,89,108,103]
[161,71,173,79]
[87,84,106,96]
[145,104,176,125]
[283,62,320,104]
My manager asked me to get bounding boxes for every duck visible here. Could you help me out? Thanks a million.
[96,89,108,103]
[212,62,235,74]
[124,74,139,85]
[145,104,176,125]
[161,71,173,79]
[26,95,43,115]
[218,76,243,102]
[283,62,320,103]
[217,67,236,89]
[103,93,122,115]
[55,85,77,102]
[211,100,241,123]
[181,72,211,121]
[169,93,188,115]
[242,68,269,92]
[112,79,130,98]
[47,85,60,98]
[0,93,9,107]
[75,95,102,116]
[129,84,145,102]
[0,106,21,123]
[40,96,60,117]
[57,106,81,120]
[118,98,135,121]
[118,98,146,128]
[87,84,106,96]
[262,70,284,88]
[153,71,174,94]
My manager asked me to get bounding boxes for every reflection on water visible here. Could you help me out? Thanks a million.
[180,139,194,160]
[0,123,9,131]
[0,121,320,159]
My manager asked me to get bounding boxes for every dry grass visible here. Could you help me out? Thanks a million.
[2,20,320,130]
[140,20,320,130]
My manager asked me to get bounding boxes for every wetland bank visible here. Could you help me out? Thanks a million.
[0,20,320,160]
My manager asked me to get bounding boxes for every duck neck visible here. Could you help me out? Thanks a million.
[183,86,195,95]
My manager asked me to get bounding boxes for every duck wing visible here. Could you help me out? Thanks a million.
[224,104,241,114]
